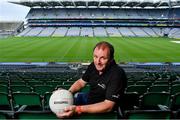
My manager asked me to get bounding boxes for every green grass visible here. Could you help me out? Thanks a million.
[0,36,180,62]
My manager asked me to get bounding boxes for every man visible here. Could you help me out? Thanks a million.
[56,41,127,118]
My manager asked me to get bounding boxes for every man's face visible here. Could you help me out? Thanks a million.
[93,47,110,73]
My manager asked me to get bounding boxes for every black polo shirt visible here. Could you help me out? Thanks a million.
[82,60,127,104]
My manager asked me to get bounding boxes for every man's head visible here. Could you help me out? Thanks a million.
[93,41,114,73]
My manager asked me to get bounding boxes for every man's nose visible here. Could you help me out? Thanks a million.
[97,58,101,63]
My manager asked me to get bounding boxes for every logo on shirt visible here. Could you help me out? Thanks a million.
[112,94,120,99]
[98,83,106,89]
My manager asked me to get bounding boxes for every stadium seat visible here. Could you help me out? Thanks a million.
[153,81,169,85]
[27,81,44,87]
[172,81,180,85]
[33,85,54,96]
[0,85,9,94]
[121,92,139,110]
[139,92,170,110]
[126,85,147,95]
[75,112,118,119]
[171,93,180,111]
[10,81,26,86]
[0,112,8,119]
[125,110,172,119]
[63,81,74,86]
[0,81,8,86]
[14,111,58,119]
[45,81,62,88]
[43,92,52,110]
[10,85,32,93]
[12,92,43,111]
[135,81,152,87]
[175,109,180,119]
[148,85,170,93]
[171,84,180,95]
[56,85,71,90]
[0,92,13,111]
[127,81,134,86]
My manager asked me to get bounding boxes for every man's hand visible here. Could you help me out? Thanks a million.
[56,105,76,118]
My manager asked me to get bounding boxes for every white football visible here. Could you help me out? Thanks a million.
[49,89,73,114]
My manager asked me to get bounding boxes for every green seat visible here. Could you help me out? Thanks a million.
[33,85,54,96]
[171,84,180,95]
[0,81,8,86]
[127,81,135,86]
[0,85,8,94]
[56,85,71,90]
[10,81,26,86]
[140,92,170,110]
[12,92,42,111]
[0,112,7,119]
[171,93,180,111]
[175,109,180,119]
[136,81,152,87]
[172,81,180,85]
[122,92,139,110]
[11,85,32,93]
[46,81,62,88]
[154,81,169,85]
[63,81,74,86]
[148,85,169,93]
[0,92,13,111]
[28,81,44,87]
[126,85,147,95]
[125,110,172,119]
[75,112,117,119]
[43,92,52,110]
[15,111,58,119]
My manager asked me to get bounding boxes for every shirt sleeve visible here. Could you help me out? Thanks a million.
[105,68,127,102]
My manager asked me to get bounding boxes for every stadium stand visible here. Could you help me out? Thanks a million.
[0,62,180,119]
[0,21,24,37]
[1,0,180,119]
[8,0,180,38]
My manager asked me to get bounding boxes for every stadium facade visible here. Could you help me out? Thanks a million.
[9,0,180,38]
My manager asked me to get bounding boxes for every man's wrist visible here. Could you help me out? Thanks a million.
[75,106,82,115]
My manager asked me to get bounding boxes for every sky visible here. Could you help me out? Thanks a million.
[0,0,30,21]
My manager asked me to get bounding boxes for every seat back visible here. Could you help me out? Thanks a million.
[33,85,54,96]
[75,112,118,119]
[43,92,52,110]
[11,85,32,93]
[15,111,58,119]
[126,85,147,95]
[0,92,13,111]
[148,85,169,93]
[0,85,8,94]
[12,92,42,111]
[171,93,180,111]
[171,84,180,95]
[0,112,7,119]
[125,110,172,119]
[140,92,170,110]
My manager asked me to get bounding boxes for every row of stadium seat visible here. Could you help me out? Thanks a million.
[1,92,180,119]
[19,27,180,37]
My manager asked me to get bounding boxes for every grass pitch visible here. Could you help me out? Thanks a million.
[0,36,180,62]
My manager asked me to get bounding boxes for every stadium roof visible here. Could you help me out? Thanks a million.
[8,0,180,8]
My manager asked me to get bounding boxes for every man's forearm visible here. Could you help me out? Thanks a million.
[78,100,115,114]
[69,79,86,93]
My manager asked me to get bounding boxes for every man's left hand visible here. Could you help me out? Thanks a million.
[56,105,76,118]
